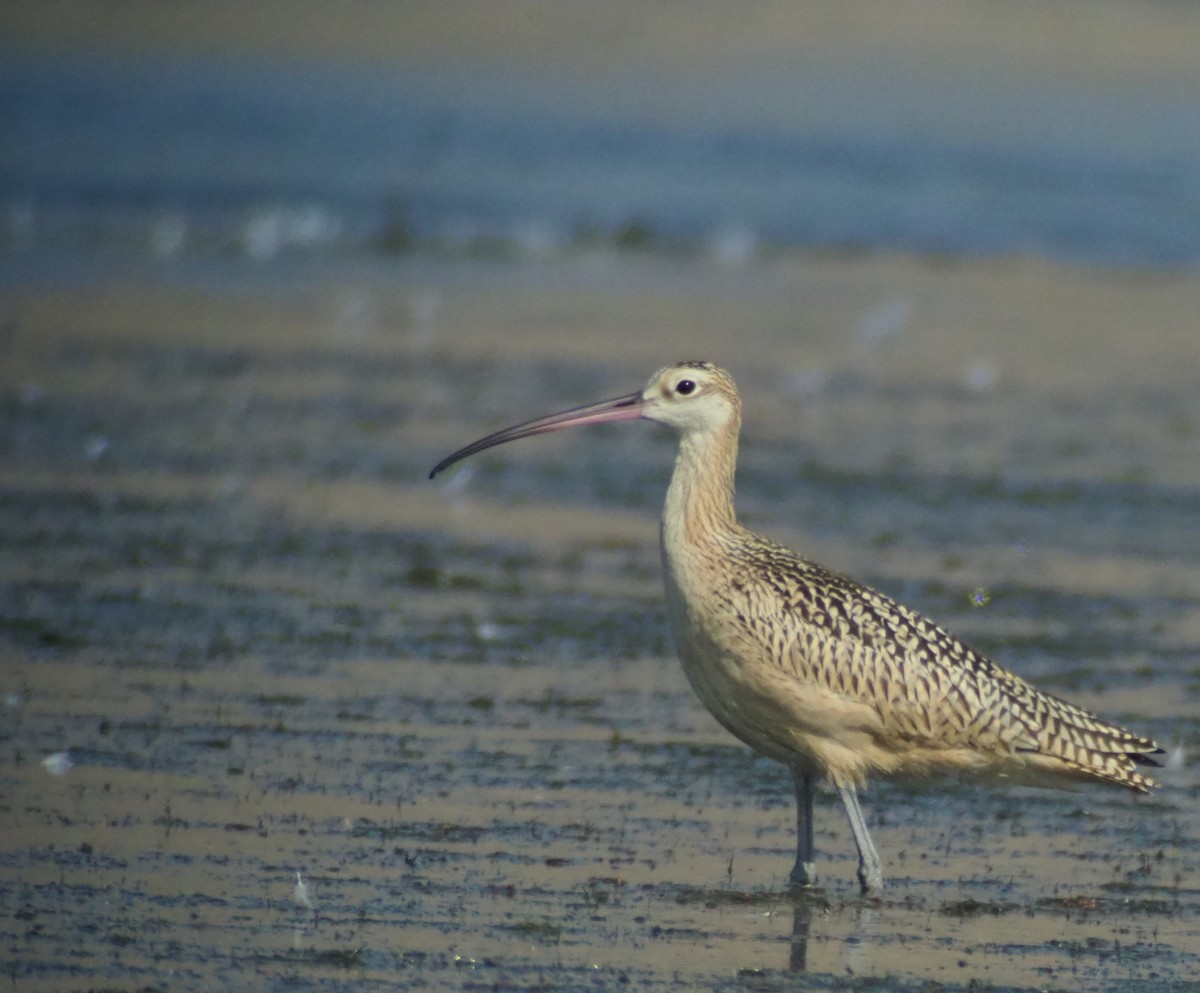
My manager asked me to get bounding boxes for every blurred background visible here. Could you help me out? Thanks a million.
[4,0,1200,286]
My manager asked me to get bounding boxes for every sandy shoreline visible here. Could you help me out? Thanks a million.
[4,252,1198,993]
[13,247,1200,442]
[14,249,1200,375]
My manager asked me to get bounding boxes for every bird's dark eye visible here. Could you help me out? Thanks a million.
[675,379,696,396]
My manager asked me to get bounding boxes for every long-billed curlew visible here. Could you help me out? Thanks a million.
[430,361,1163,893]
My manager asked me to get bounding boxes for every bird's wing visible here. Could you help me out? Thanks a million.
[726,538,1161,788]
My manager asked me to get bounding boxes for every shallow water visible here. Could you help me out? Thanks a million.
[1,258,1198,989]
[3,39,1200,289]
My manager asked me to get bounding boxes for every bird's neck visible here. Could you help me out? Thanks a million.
[662,419,741,555]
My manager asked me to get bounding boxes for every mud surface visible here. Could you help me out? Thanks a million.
[2,257,1199,990]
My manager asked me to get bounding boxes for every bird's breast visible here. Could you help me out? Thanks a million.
[660,545,877,769]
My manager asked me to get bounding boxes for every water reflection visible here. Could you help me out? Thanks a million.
[787,893,814,971]
[786,892,878,975]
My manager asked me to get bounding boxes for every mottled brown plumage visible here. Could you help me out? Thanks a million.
[677,523,1160,792]
[431,360,1163,893]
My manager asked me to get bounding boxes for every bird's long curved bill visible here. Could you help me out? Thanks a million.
[429,390,646,479]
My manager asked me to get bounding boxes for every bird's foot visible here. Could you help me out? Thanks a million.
[856,861,884,896]
[788,860,817,888]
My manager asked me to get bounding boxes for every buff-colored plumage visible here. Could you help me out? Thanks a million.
[431,360,1163,893]
[668,497,1159,792]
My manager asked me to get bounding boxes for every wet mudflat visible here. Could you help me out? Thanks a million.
[2,255,1199,990]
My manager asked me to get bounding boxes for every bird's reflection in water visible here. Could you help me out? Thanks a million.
[787,892,815,972]
[786,892,878,975]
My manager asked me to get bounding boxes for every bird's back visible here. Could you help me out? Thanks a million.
[664,526,1163,792]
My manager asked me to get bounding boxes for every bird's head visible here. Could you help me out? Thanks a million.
[639,361,741,435]
[428,360,741,478]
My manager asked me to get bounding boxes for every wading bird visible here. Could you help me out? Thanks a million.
[430,361,1162,892]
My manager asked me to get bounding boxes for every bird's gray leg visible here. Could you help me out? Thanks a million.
[787,766,816,886]
[836,782,883,894]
